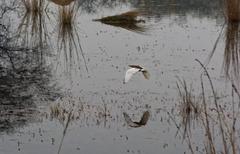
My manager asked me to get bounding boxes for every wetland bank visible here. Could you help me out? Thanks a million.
[1,0,240,154]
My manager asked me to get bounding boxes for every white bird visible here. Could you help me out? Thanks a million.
[123,111,150,128]
[123,65,150,83]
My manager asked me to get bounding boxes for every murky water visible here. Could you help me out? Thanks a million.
[1,0,240,154]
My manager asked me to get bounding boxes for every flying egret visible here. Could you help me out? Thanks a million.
[123,65,150,83]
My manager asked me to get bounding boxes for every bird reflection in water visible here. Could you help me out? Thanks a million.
[123,111,150,128]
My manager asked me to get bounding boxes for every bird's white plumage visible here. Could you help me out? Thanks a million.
[124,68,140,83]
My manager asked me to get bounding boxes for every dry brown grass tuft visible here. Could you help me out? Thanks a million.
[176,78,202,152]
[225,0,240,22]
[59,6,75,26]
[224,22,240,85]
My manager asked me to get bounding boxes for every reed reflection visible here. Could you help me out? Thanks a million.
[56,3,88,73]
[18,0,50,64]
[0,11,59,134]
[224,22,240,86]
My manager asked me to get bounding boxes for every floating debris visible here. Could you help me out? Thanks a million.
[93,10,147,33]
[123,111,150,128]
[124,65,150,83]
[93,10,144,23]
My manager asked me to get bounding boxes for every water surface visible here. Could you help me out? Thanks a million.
[1,0,238,154]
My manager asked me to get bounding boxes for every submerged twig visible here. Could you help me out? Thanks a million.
[200,74,216,154]
[205,22,226,65]
[57,109,72,154]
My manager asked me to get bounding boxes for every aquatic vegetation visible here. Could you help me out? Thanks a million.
[223,22,240,87]
[57,4,88,73]
[18,0,50,64]
[49,96,113,128]
[176,78,202,140]
[172,60,240,154]
[165,60,240,153]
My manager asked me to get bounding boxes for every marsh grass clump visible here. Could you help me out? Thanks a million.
[177,81,201,112]
[176,78,202,152]
[49,97,112,127]
[225,0,240,22]
[57,4,88,73]
[177,79,202,124]
[59,6,75,26]
[169,60,240,154]
[175,60,240,154]
[50,100,75,124]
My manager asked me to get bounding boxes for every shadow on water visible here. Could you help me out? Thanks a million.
[55,2,88,73]
[0,8,60,134]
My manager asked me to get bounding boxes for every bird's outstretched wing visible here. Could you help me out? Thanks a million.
[123,112,141,127]
[142,70,150,80]
[139,111,150,125]
[123,111,150,128]
[124,68,140,83]
[128,65,143,69]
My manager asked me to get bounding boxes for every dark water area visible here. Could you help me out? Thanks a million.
[1,0,240,154]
